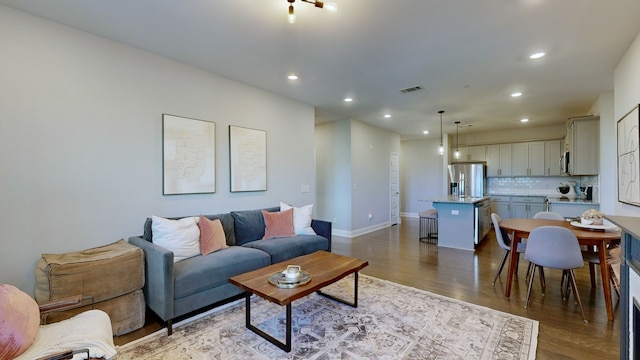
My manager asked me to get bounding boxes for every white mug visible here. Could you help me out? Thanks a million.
[285,265,301,280]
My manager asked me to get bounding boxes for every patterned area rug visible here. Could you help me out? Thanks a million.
[117,275,538,359]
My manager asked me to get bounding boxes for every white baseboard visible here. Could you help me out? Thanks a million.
[401,212,419,218]
[332,221,392,238]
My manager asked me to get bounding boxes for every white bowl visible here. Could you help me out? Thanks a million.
[580,217,593,225]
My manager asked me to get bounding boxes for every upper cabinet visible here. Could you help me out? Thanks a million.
[455,145,486,162]
[566,116,599,175]
[512,141,545,176]
[544,140,562,176]
[486,144,512,176]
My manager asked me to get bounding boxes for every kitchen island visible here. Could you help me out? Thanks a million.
[430,196,492,251]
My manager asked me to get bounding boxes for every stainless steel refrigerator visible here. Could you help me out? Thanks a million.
[448,162,486,197]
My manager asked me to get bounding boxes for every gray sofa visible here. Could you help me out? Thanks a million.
[128,206,331,335]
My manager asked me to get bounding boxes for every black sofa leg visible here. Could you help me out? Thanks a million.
[167,319,173,336]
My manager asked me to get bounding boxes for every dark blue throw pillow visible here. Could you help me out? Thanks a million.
[231,207,279,245]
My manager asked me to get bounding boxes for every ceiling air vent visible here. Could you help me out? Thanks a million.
[399,85,423,94]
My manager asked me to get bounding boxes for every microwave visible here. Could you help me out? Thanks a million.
[560,151,570,174]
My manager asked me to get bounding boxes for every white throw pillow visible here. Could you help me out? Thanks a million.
[280,202,316,235]
[151,216,201,262]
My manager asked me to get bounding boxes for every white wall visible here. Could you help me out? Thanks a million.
[0,6,317,295]
[315,120,352,230]
[455,124,566,147]
[589,92,614,210]
[350,120,401,232]
[613,30,640,216]
[400,137,447,215]
[315,119,400,236]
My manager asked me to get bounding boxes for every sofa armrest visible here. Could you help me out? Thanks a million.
[128,236,175,321]
[311,219,332,252]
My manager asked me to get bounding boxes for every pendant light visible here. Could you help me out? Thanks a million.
[438,110,444,155]
[454,121,460,159]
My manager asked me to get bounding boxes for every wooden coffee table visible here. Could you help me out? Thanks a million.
[229,250,369,352]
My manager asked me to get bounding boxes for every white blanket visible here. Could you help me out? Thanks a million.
[15,309,117,360]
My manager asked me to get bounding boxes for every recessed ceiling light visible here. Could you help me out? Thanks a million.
[423,130,429,135]
[511,92,522,97]
[287,74,298,80]
[384,114,391,118]
[344,97,353,102]
[520,118,529,123]
[530,52,546,59]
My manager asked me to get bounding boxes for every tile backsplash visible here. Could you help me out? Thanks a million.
[487,175,599,196]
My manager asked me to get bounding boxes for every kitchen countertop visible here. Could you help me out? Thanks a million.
[429,196,491,205]
[489,192,599,205]
[545,195,599,205]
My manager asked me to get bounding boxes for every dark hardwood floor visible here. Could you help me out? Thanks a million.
[116,217,620,359]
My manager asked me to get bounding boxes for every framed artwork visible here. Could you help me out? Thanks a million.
[162,114,216,195]
[617,104,640,206]
[229,125,267,192]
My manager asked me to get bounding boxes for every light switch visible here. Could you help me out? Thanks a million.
[301,184,310,193]
[451,210,459,215]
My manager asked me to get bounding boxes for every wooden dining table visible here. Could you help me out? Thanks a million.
[499,218,621,321]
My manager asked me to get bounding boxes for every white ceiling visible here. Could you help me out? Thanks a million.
[3,0,640,140]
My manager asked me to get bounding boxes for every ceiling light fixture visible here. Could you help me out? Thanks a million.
[287,74,298,80]
[530,52,546,59]
[286,0,336,24]
[438,110,444,155]
[344,97,353,102]
[454,121,461,159]
[423,130,429,135]
[520,118,529,123]
[384,114,391,118]
[511,92,522,97]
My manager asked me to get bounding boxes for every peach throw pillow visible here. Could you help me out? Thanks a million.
[198,215,229,255]
[262,209,295,240]
[0,284,40,359]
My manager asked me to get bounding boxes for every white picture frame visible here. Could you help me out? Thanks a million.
[162,114,216,195]
[617,105,640,206]
[229,125,267,192]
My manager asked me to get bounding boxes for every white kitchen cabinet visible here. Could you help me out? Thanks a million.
[490,195,511,220]
[510,196,546,218]
[544,140,562,176]
[566,116,599,175]
[512,142,545,176]
[486,144,512,176]
[455,145,486,162]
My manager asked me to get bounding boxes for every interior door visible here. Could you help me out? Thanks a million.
[390,152,400,225]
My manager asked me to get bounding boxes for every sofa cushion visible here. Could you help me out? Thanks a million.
[262,209,295,240]
[231,207,279,245]
[152,216,200,262]
[198,215,228,255]
[280,202,317,235]
[173,247,270,299]
[144,213,237,246]
[242,235,329,264]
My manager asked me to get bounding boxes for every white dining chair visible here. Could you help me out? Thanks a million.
[533,211,564,220]
[491,213,527,285]
[524,226,588,323]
